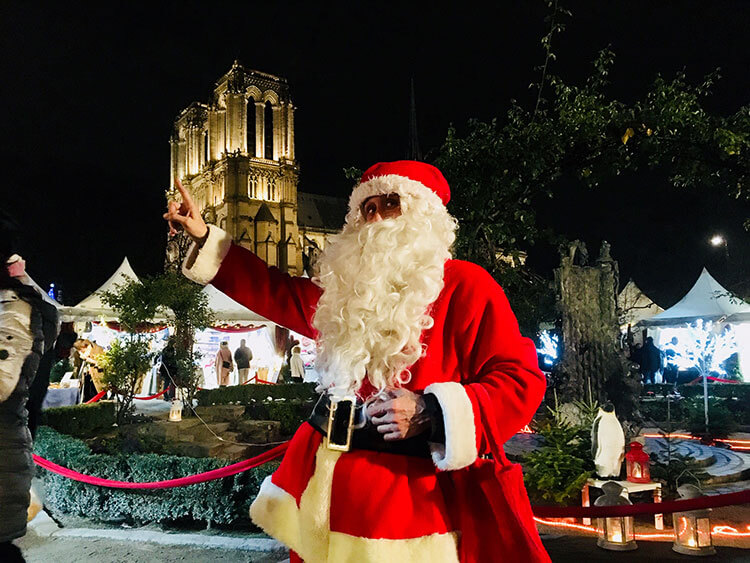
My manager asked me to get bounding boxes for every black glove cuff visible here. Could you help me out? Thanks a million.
[422,392,446,444]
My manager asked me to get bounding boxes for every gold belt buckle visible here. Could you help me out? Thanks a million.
[325,397,356,452]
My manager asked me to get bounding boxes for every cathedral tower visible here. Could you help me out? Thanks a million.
[167,61,301,273]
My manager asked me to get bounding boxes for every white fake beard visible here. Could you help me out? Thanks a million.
[312,195,457,398]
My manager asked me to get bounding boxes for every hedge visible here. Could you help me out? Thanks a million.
[196,382,318,405]
[642,383,750,401]
[640,395,750,427]
[34,426,278,527]
[41,401,116,438]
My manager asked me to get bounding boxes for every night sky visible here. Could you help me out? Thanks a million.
[2,1,748,308]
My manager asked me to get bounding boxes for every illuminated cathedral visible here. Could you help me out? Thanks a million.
[165,61,345,274]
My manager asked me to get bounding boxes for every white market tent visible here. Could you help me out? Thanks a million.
[60,257,141,322]
[637,268,750,382]
[637,268,750,328]
[618,279,664,328]
[60,257,273,326]
[202,283,272,325]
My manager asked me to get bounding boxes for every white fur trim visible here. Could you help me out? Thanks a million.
[249,444,459,562]
[328,530,459,562]
[250,445,340,563]
[181,225,233,285]
[349,174,445,219]
[424,382,478,471]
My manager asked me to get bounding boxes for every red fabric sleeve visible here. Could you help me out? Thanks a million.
[210,244,322,339]
[450,263,546,453]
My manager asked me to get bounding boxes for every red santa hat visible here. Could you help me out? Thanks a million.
[349,161,451,216]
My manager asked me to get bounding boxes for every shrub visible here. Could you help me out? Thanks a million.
[41,401,116,438]
[100,338,152,424]
[642,382,750,402]
[684,398,737,439]
[34,426,278,527]
[639,397,687,424]
[648,430,708,497]
[196,382,317,406]
[523,418,593,505]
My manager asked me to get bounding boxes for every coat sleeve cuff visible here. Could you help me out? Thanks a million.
[181,225,233,285]
[424,382,478,471]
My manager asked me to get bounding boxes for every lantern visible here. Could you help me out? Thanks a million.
[594,481,637,551]
[625,441,650,483]
[672,484,715,556]
[169,399,183,422]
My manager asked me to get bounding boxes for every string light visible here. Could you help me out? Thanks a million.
[534,517,750,540]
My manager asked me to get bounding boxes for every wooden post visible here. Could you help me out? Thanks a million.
[654,485,664,530]
[582,483,591,526]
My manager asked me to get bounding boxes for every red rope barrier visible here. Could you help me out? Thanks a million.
[85,387,172,404]
[687,375,740,385]
[84,390,108,404]
[241,376,276,385]
[533,488,750,518]
[134,386,172,400]
[33,441,289,489]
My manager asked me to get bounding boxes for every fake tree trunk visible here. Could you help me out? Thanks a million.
[554,241,639,419]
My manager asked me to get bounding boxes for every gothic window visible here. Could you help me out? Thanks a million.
[247,98,256,156]
[264,101,274,159]
[203,130,209,164]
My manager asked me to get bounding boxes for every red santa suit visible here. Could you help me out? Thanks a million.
[182,161,549,563]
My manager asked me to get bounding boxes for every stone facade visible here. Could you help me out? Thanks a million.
[166,61,345,274]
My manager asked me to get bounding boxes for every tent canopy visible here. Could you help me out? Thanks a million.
[60,257,273,326]
[619,279,663,327]
[60,257,141,322]
[638,268,750,327]
[202,284,272,325]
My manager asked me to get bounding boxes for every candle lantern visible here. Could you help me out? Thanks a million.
[625,441,650,483]
[672,484,715,556]
[169,399,183,422]
[594,481,637,551]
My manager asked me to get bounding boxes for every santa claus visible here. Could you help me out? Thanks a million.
[165,160,549,563]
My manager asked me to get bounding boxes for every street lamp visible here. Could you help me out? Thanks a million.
[709,234,729,260]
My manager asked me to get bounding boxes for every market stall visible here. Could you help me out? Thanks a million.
[637,268,750,381]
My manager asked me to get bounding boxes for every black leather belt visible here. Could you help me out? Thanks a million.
[308,393,431,458]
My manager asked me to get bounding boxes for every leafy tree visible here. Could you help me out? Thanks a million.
[434,1,749,335]
[99,338,152,424]
[102,271,214,416]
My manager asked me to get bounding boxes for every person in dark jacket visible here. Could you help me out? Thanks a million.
[234,339,253,384]
[0,214,58,562]
[27,330,77,438]
[641,336,663,385]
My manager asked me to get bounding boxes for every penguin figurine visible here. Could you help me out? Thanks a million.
[591,402,625,478]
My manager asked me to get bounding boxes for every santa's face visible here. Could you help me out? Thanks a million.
[361,193,402,223]
[312,188,457,398]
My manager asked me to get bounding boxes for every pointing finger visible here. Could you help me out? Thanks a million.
[175,178,195,207]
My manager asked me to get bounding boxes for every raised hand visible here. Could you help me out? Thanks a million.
[162,178,208,241]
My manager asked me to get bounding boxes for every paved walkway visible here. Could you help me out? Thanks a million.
[647,437,750,483]
[16,525,750,562]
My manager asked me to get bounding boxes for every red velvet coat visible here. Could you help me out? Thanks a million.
[184,226,550,563]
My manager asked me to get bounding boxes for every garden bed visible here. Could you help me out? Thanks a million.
[34,426,278,528]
